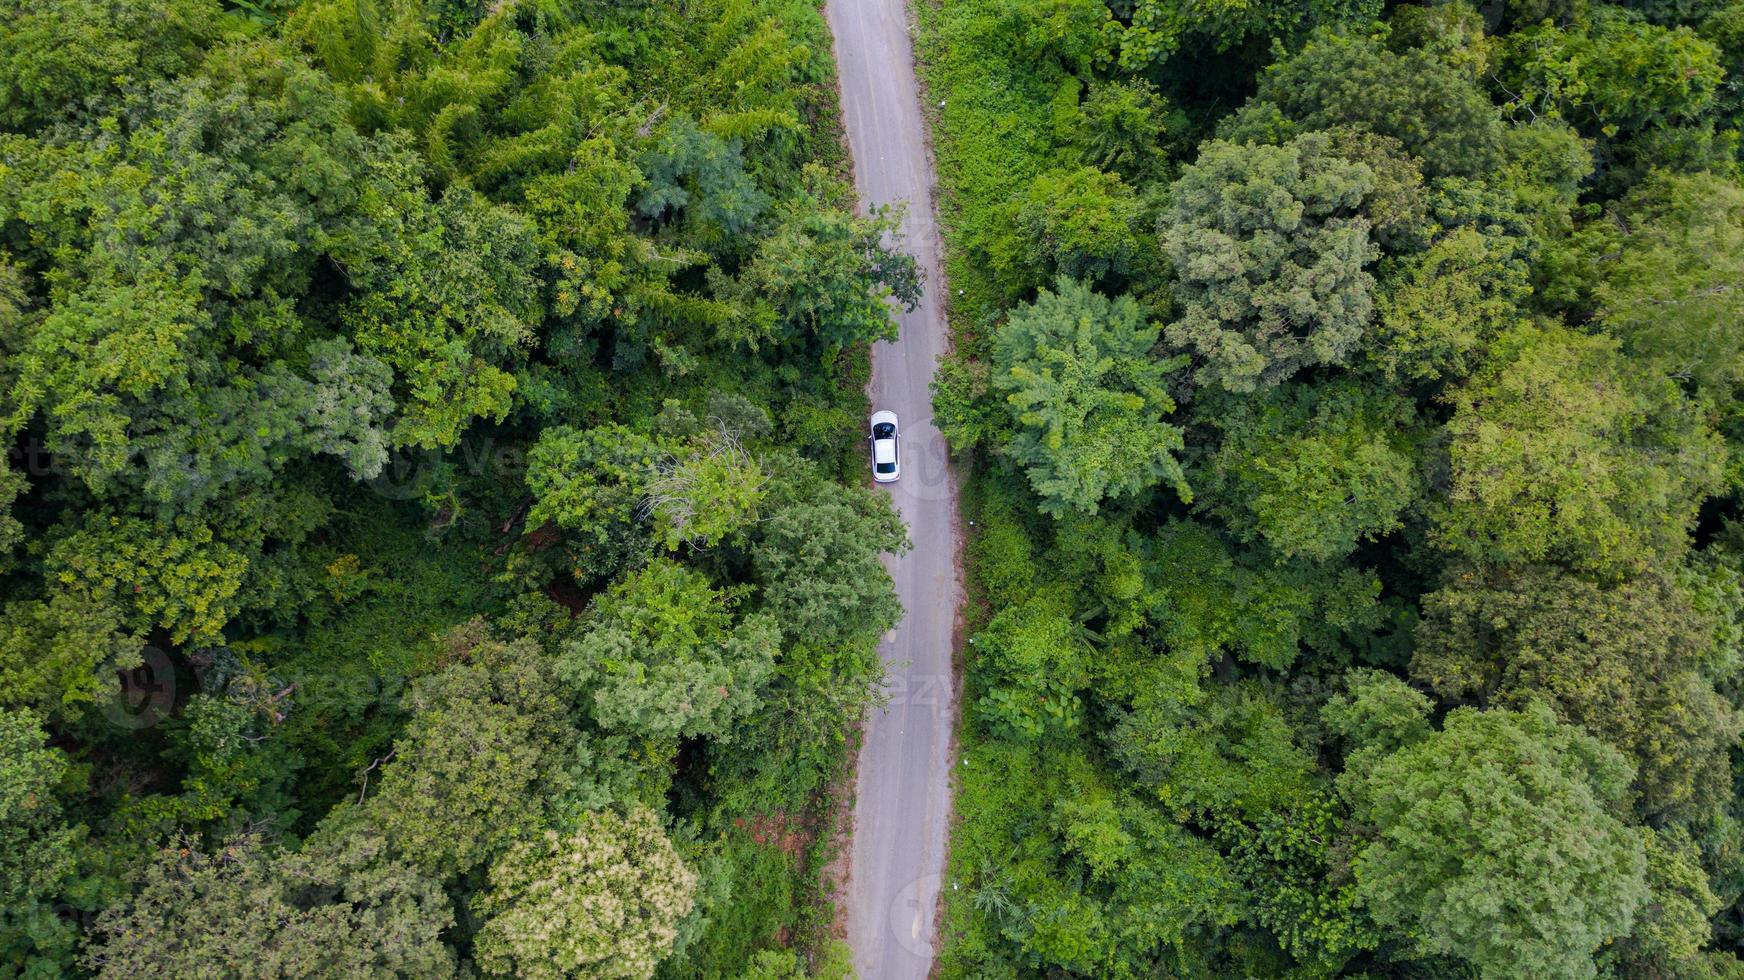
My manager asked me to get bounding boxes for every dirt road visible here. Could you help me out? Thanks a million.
[823,0,960,977]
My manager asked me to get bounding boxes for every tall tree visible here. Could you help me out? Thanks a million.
[1435,321,1724,579]
[1160,132,1377,393]
[1248,29,1506,178]
[1413,565,1741,822]
[1193,380,1423,562]
[563,561,778,743]
[1343,703,1648,980]
[992,278,1190,516]
[472,807,697,980]
[1572,172,1744,403]
[82,833,456,979]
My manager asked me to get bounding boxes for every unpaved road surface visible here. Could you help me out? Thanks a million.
[824,0,960,977]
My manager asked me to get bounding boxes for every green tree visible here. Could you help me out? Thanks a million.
[526,424,659,582]
[1102,0,1381,72]
[1321,668,1434,769]
[1370,224,1533,383]
[1499,9,1723,138]
[1217,794,1378,974]
[1250,30,1506,178]
[992,277,1189,516]
[360,631,571,876]
[971,589,1094,741]
[1344,702,1649,980]
[82,833,456,979]
[472,807,697,980]
[1142,519,1382,670]
[1614,827,1724,975]
[1075,79,1183,183]
[1112,669,1320,827]
[1413,565,1741,822]
[984,167,1150,298]
[644,425,768,552]
[751,473,907,649]
[971,755,1240,976]
[1575,172,1744,403]
[563,561,778,743]
[0,709,82,974]
[0,0,223,132]
[0,588,137,720]
[1435,321,1724,579]
[1194,380,1423,562]
[731,167,921,354]
[1160,133,1377,393]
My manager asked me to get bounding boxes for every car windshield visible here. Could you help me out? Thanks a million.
[873,422,896,439]
[875,461,896,474]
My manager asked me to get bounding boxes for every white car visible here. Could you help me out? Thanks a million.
[869,410,900,483]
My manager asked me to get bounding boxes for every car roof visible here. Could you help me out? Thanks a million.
[874,438,897,464]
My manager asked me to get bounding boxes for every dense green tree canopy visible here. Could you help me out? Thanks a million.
[472,807,697,980]
[992,277,1190,515]
[1194,380,1423,562]
[0,0,914,974]
[984,166,1150,298]
[563,561,779,743]
[83,833,456,979]
[1344,703,1648,980]
[1574,171,1744,402]
[1159,132,1378,393]
[1436,321,1724,578]
[918,0,1744,973]
[1414,565,1741,822]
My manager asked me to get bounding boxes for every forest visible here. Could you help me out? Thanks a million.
[924,0,1744,976]
[0,0,919,976]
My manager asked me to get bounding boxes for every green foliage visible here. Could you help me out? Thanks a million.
[472,807,698,980]
[752,471,907,649]
[1250,30,1507,178]
[1344,703,1649,980]
[1370,224,1533,383]
[83,833,456,979]
[1074,79,1182,183]
[984,166,1151,298]
[971,589,1093,741]
[526,424,659,583]
[0,0,225,132]
[1499,8,1724,138]
[1144,519,1382,670]
[1435,321,1724,578]
[1575,171,1744,403]
[564,561,779,743]
[1218,795,1379,974]
[645,426,769,552]
[992,277,1189,515]
[0,709,82,973]
[1160,133,1378,392]
[360,630,571,876]
[0,0,896,973]
[730,168,922,354]
[1102,0,1381,72]
[1616,827,1724,974]
[1320,668,1433,763]
[922,0,1744,971]
[971,754,1241,976]
[1413,565,1742,822]
[1194,380,1423,562]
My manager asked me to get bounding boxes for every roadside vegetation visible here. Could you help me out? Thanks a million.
[920,0,1744,975]
[0,0,914,976]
